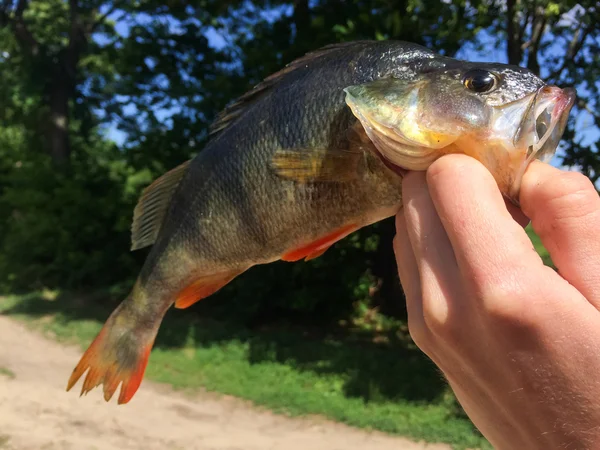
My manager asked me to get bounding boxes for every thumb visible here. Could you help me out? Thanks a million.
[519,161,600,309]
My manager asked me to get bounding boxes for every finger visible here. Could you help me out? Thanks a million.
[426,154,544,294]
[402,170,461,326]
[504,199,530,228]
[393,209,424,329]
[520,161,600,309]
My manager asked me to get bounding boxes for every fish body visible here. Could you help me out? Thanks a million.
[67,40,575,404]
[145,41,439,275]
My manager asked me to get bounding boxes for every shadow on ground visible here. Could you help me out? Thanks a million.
[1,288,446,406]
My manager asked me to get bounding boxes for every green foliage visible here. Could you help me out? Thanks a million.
[526,225,555,268]
[0,138,141,291]
[0,292,490,449]
[1,0,597,301]
[0,1,598,443]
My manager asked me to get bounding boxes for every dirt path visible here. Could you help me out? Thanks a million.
[0,316,449,450]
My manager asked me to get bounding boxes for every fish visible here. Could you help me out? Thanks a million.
[66,40,576,404]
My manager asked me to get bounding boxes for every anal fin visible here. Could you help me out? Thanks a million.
[175,271,241,309]
[282,224,358,262]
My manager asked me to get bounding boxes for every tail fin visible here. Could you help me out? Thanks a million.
[66,294,163,404]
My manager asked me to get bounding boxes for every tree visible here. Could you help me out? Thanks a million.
[1,0,102,165]
[0,0,225,169]
[0,0,598,322]
[202,0,600,316]
[501,0,600,184]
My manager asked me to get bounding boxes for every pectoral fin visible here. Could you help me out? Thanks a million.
[270,147,363,183]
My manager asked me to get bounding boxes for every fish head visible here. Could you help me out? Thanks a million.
[344,62,576,203]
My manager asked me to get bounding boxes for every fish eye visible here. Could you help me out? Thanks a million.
[462,69,499,93]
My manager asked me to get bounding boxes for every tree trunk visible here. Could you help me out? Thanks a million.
[4,0,89,167]
[48,79,71,166]
[292,0,311,51]
[506,0,522,65]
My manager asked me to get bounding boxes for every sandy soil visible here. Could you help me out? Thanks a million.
[0,315,449,450]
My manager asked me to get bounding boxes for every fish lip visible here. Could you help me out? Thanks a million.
[508,86,576,204]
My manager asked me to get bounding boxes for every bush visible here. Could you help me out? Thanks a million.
[0,127,403,327]
[0,136,142,292]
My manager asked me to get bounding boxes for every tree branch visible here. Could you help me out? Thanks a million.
[292,0,309,41]
[0,1,13,24]
[506,0,522,65]
[69,0,83,48]
[10,0,40,55]
[66,0,86,80]
[0,4,9,27]
[525,6,546,74]
[14,0,25,15]
[577,98,600,121]
[89,1,126,33]
[518,7,530,46]
[547,23,592,83]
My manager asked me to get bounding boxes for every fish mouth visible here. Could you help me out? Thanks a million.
[345,81,576,203]
[509,85,576,201]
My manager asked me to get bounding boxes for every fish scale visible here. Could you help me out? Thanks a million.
[66,40,575,404]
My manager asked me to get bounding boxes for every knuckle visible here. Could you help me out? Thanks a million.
[421,301,463,343]
[477,280,542,329]
[392,233,401,252]
[482,292,525,323]
[407,318,431,350]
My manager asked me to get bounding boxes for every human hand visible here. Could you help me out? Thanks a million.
[393,154,600,450]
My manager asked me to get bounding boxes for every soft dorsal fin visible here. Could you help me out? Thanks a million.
[208,41,374,138]
[130,160,191,251]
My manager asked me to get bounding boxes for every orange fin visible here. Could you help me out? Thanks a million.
[66,302,159,404]
[304,246,330,261]
[175,271,240,309]
[282,224,357,262]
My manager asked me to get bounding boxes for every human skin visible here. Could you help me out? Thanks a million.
[393,154,600,450]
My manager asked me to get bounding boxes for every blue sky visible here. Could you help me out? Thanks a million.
[97,5,597,170]
[455,24,599,168]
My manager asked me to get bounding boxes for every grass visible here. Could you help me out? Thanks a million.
[0,229,551,450]
[0,292,488,450]
[0,367,15,379]
[526,224,554,268]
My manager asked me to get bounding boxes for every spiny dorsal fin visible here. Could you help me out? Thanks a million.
[208,41,375,138]
[130,160,191,251]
